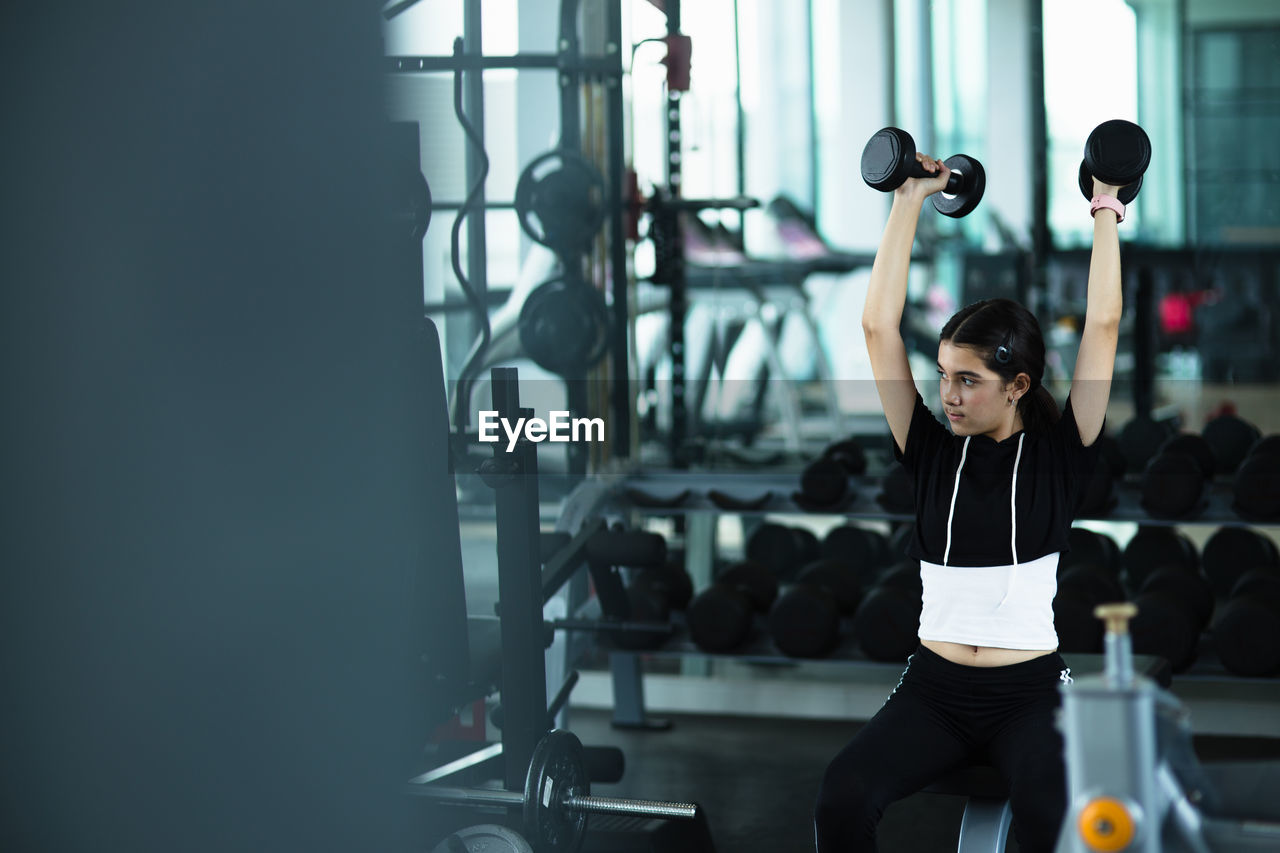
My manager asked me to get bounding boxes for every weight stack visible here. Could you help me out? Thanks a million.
[580,809,717,853]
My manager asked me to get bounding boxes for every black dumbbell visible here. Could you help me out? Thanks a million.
[1212,570,1280,677]
[823,438,868,476]
[1118,413,1177,475]
[1061,527,1122,577]
[860,127,986,218]
[686,560,778,654]
[793,439,870,511]
[1202,412,1261,476]
[769,559,864,658]
[822,524,892,587]
[1140,433,1213,519]
[1076,119,1151,205]
[1202,527,1280,601]
[1130,565,1213,672]
[1233,435,1280,522]
[1122,526,1198,594]
[1054,562,1126,653]
[794,457,854,512]
[852,562,923,663]
[746,522,822,582]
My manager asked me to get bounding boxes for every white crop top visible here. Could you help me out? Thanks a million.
[917,431,1059,649]
[918,552,1060,650]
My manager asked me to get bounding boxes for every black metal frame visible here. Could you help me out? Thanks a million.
[390,0,632,462]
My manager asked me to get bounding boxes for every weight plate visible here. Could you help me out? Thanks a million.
[430,824,535,853]
[1078,160,1142,205]
[860,127,916,192]
[514,149,606,257]
[932,154,985,218]
[524,730,589,853]
[518,277,610,376]
[1084,119,1151,187]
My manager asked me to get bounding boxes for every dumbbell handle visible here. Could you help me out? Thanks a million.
[410,785,699,820]
[904,160,964,195]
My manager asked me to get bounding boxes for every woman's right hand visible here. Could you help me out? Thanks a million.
[894,152,951,202]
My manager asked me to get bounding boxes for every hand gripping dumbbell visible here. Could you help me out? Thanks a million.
[1077,118,1151,205]
[860,127,987,217]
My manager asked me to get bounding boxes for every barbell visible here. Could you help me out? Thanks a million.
[409,729,698,853]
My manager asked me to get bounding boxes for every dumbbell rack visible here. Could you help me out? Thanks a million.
[591,467,1271,528]
[554,464,1280,729]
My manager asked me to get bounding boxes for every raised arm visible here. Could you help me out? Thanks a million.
[1070,176,1126,446]
[862,154,950,454]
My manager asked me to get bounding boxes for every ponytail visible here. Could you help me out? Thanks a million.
[1018,385,1060,434]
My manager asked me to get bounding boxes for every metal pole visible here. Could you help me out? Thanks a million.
[606,0,631,457]
[463,0,489,316]
[666,0,688,467]
[490,369,549,791]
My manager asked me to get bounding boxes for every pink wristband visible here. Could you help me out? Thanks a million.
[1090,194,1125,223]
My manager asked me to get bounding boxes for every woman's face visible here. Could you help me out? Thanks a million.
[936,340,1019,438]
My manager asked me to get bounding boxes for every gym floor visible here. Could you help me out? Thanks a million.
[564,707,1280,853]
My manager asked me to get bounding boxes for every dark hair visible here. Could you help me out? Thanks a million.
[938,298,1059,434]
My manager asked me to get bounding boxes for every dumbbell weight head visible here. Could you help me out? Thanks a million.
[822,525,891,586]
[932,154,987,218]
[721,559,780,611]
[769,582,842,658]
[1212,571,1280,677]
[852,562,923,663]
[1249,434,1280,459]
[746,523,818,581]
[1122,526,1199,594]
[1160,433,1216,481]
[1061,528,1122,577]
[1202,413,1261,475]
[859,127,986,218]
[686,560,778,653]
[795,456,851,511]
[1202,527,1280,600]
[687,582,755,653]
[1077,119,1151,202]
[798,559,863,615]
[1140,449,1207,519]
[1118,414,1176,475]
[1054,563,1127,653]
[1233,449,1280,522]
[823,438,868,476]
[1130,566,1213,672]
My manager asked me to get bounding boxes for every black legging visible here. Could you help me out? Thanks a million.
[813,645,1071,853]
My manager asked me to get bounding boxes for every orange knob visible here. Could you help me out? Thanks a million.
[1077,797,1136,851]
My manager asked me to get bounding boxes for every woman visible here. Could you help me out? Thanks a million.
[813,153,1125,852]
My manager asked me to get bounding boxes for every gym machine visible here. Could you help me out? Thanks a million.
[395,0,631,477]
[1055,604,1280,852]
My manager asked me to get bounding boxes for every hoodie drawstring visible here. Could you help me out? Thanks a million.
[943,432,1026,608]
